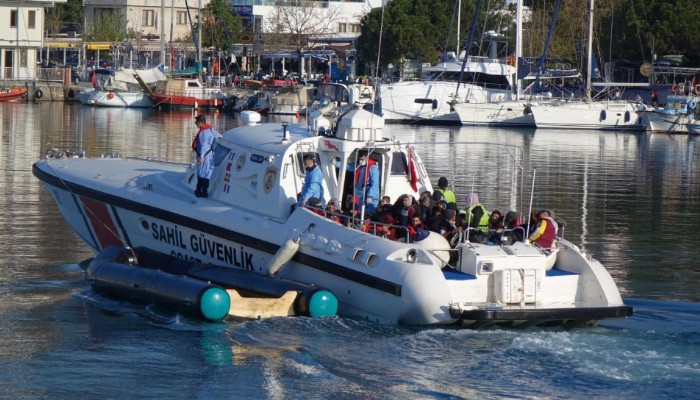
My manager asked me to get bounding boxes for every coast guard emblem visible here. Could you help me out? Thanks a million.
[235,154,246,172]
[263,167,276,193]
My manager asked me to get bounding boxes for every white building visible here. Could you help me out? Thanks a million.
[82,0,382,49]
[0,0,66,79]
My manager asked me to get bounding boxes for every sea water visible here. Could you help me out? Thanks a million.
[0,103,698,399]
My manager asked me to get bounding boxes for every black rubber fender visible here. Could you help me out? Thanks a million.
[35,89,43,99]
[67,89,75,99]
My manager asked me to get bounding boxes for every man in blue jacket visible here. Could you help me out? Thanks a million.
[297,154,325,208]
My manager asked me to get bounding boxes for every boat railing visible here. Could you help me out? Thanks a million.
[305,204,421,243]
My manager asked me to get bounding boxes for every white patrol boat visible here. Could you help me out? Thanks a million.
[33,107,632,328]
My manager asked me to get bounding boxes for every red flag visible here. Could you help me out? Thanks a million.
[408,147,418,191]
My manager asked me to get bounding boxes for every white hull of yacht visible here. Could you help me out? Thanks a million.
[78,90,153,108]
[33,109,632,327]
[530,101,646,130]
[451,100,535,127]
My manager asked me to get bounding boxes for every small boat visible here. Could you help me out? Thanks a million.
[79,68,165,108]
[0,86,28,102]
[33,107,632,328]
[688,122,700,135]
[150,78,227,109]
[640,94,699,133]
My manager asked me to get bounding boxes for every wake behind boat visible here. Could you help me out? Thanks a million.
[33,107,631,328]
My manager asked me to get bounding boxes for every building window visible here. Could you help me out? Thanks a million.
[28,10,36,29]
[19,49,27,67]
[338,23,347,33]
[177,11,187,25]
[350,24,360,33]
[10,10,16,27]
[142,10,155,27]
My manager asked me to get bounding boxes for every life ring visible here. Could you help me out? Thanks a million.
[695,85,700,96]
[35,89,43,99]
[689,100,698,109]
[107,91,115,100]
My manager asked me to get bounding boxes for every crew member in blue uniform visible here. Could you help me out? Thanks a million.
[297,154,325,208]
[192,115,218,198]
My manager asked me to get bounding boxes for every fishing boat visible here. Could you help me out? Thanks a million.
[149,78,227,109]
[33,107,632,328]
[0,86,28,102]
[640,94,699,133]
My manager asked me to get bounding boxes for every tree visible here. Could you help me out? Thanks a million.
[356,0,508,72]
[85,11,127,43]
[197,0,243,50]
[45,0,83,35]
[264,0,342,77]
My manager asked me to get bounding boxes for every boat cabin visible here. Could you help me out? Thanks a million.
[187,109,432,221]
[154,78,223,99]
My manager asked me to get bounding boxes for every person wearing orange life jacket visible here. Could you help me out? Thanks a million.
[528,209,558,248]
[345,150,380,215]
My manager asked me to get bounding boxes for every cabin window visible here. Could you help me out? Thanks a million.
[296,152,321,176]
[212,144,230,167]
[187,82,199,87]
[390,152,408,175]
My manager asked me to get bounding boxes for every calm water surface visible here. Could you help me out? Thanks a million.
[1,103,698,399]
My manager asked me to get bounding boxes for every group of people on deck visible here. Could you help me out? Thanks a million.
[297,163,559,248]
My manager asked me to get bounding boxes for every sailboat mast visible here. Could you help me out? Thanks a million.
[198,0,203,74]
[515,0,522,99]
[456,0,461,53]
[586,0,594,101]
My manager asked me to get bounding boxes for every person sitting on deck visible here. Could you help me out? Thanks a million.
[463,193,489,231]
[325,199,342,224]
[433,177,456,204]
[406,215,431,243]
[489,210,504,231]
[396,194,417,227]
[528,209,558,249]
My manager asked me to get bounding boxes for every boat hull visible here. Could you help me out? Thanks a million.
[641,111,693,133]
[452,101,535,127]
[0,86,28,102]
[150,94,225,109]
[531,101,646,130]
[79,90,153,108]
[32,158,455,326]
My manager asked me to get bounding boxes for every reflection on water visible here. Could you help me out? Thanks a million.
[1,102,699,398]
[2,103,700,302]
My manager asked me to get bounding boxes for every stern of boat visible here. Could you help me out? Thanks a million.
[445,239,632,328]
